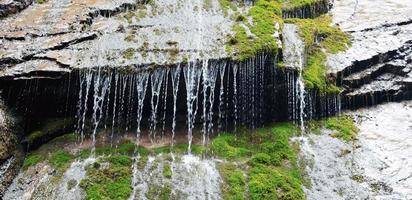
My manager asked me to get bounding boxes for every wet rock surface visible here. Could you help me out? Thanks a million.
[0,97,23,197]
[328,0,412,105]
[0,0,32,18]
[300,101,412,200]
[0,0,235,79]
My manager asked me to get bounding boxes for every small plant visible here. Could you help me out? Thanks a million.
[325,115,359,142]
[22,154,44,170]
[123,48,136,59]
[124,34,136,42]
[36,0,48,4]
[163,163,172,178]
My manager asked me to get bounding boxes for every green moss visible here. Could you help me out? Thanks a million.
[286,15,351,53]
[218,0,237,16]
[324,115,359,142]
[26,118,73,145]
[138,155,149,170]
[80,155,132,200]
[117,142,137,154]
[248,165,304,200]
[209,134,251,160]
[125,11,135,24]
[22,154,44,170]
[212,123,306,200]
[219,163,246,200]
[286,15,351,94]
[123,48,136,59]
[226,0,282,61]
[49,150,73,170]
[163,163,172,178]
[36,0,48,4]
[203,0,212,11]
[147,184,172,200]
[125,34,136,42]
[303,50,341,94]
[281,0,317,9]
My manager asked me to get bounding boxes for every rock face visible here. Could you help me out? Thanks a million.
[0,0,234,80]
[300,101,412,199]
[0,96,22,197]
[0,97,17,163]
[328,0,412,108]
[0,0,32,18]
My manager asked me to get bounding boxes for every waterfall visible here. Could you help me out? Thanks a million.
[170,65,181,148]
[90,68,111,154]
[283,24,306,133]
[110,72,119,147]
[134,71,149,139]
[217,63,226,132]
[149,68,166,142]
[201,60,218,145]
[184,61,202,153]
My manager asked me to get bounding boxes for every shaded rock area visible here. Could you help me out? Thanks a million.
[328,0,412,109]
[0,0,32,18]
[282,0,331,19]
[0,96,23,197]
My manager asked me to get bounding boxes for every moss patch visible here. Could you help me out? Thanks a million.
[219,163,246,200]
[80,155,133,200]
[309,115,359,142]
[324,115,359,142]
[123,48,136,59]
[163,163,172,178]
[22,154,44,170]
[225,0,282,61]
[285,15,351,94]
[211,123,305,200]
[281,0,318,9]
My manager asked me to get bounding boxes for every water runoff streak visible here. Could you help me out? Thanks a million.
[283,24,306,133]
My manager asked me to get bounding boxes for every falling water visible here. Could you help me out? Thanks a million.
[170,65,181,148]
[283,24,306,133]
[135,71,150,138]
[90,69,111,154]
[184,61,202,153]
[217,64,226,131]
[149,68,166,141]
[201,60,218,145]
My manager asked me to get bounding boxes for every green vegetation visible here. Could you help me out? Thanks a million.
[147,184,172,200]
[48,150,74,170]
[226,0,282,61]
[309,115,359,142]
[125,34,136,42]
[22,149,73,173]
[123,48,136,59]
[286,15,351,94]
[26,118,73,146]
[22,154,44,170]
[211,123,305,200]
[80,155,133,200]
[219,163,246,200]
[304,50,341,93]
[281,0,317,9]
[218,0,238,16]
[163,163,172,178]
[36,0,48,4]
[324,115,359,141]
